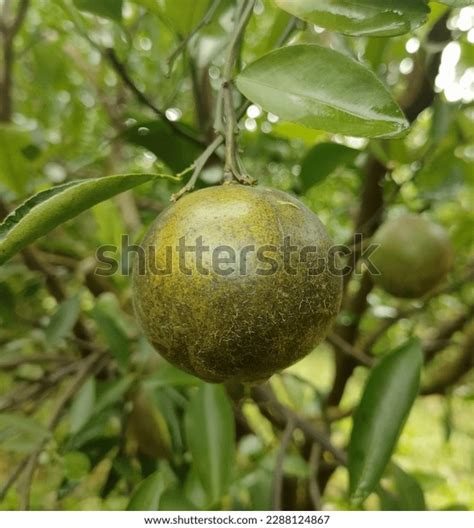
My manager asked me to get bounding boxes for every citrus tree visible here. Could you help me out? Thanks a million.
[0,0,473,512]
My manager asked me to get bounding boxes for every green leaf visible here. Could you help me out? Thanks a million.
[122,121,201,173]
[45,295,81,347]
[144,360,201,390]
[0,125,35,195]
[185,384,236,506]
[91,303,130,372]
[274,0,429,37]
[378,464,426,511]
[95,377,133,414]
[436,1,472,6]
[391,464,426,511]
[63,451,91,481]
[69,377,96,435]
[300,142,359,192]
[158,0,211,36]
[0,413,51,454]
[127,471,168,510]
[159,488,196,510]
[0,173,163,265]
[348,338,423,504]
[236,45,409,139]
[73,0,123,21]
[127,463,176,510]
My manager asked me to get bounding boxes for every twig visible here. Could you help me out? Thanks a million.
[104,48,203,147]
[421,323,474,395]
[308,444,322,511]
[326,334,373,367]
[0,360,83,412]
[170,135,223,201]
[0,458,29,502]
[361,265,474,354]
[166,0,221,75]
[17,352,108,510]
[271,418,295,511]
[251,385,347,466]
[423,306,474,362]
[172,15,298,200]
[0,355,71,371]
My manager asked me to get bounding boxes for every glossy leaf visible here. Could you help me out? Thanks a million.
[159,488,196,510]
[300,142,359,192]
[437,1,472,6]
[0,173,162,265]
[348,338,423,503]
[274,0,430,37]
[185,384,236,506]
[45,295,81,347]
[73,0,123,21]
[236,45,409,139]
[391,465,426,511]
[122,121,201,173]
[127,471,168,510]
[378,464,426,511]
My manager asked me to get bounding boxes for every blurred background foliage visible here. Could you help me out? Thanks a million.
[0,0,473,512]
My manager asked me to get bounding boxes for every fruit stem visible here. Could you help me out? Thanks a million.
[222,0,256,186]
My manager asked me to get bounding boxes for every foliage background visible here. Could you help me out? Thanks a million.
[0,0,473,512]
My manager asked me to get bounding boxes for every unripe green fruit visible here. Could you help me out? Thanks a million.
[133,184,342,383]
[371,214,453,299]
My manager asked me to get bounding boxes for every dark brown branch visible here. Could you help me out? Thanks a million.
[401,12,451,122]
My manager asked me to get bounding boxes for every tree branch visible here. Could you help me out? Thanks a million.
[423,306,474,362]
[0,0,29,122]
[18,352,108,509]
[251,385,347,466]
[421,323,474,395]
[103,48,204,147]
[327,12,454,408]
[222,0,256,184]
[271,418,295,511]
[361,264,474,354]
[166,0,221,75]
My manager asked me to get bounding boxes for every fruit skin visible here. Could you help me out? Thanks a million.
[371,214,453,299]
[133,184,342,383]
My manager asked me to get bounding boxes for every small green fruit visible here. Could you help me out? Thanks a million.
[133,184,342,383]
[371,214,453,299]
